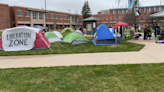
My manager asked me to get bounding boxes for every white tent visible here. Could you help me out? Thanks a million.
[75,30,83,36]
[53,31,63,38]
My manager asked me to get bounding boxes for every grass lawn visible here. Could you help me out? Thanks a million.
[0,34,145,56]
[1,64,164,92]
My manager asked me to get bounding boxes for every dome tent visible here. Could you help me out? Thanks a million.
[61,27,74,36]
[0,26,51,51]
[53,31,63,39]
[45,32,62,43]
[61,33,89,45]
[91,24,119,45]
[75,30,84,36]
[34,25,49,33]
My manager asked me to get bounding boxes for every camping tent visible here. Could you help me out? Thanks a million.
[45,32,61,43]
[75,30,84,36]
[34,25,49,33]
[53,31,63,38]
[61,33,88,45]
[91,24,119,45]
[61,27,74,36]
[0,26,51,51]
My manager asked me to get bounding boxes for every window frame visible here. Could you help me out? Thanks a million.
[60,15,63,19]
[33,12,37,19]
[50,13,54,19]
[55,14,58,19]
[45,13,49,18]
[17,10,23,16]
[25,11,30,17]
[39,12,43,19]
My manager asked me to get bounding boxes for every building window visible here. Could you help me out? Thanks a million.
[122,9,126,13]
[110,17,112,20]
[60,15,62,19]
[102,18,104,20]
[119,9,122,13]
[25,11,30,17]
[115,16,117,19]
[50,14,53,19]
[64,15,66,20]
[33,12,37,19]
[68,15,70,20]
[119,16,121,19]
[45,13,48,18]
[55,14,58,19]
[113,10,115,13]
[146,7,149,11]
[161,6,164,10]
[140,8,144,12]
[39,12,43,19]
[106,17,108,20]
[150,7,154,11]
[17,10,23,16]
[143,15,145,19]
[156,7,159,11]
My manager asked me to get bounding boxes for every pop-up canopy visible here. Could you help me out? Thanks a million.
[113,22,129,26]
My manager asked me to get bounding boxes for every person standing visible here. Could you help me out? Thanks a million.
[154,24,160,37]
[120,26,123,38]
[144,24,148,40]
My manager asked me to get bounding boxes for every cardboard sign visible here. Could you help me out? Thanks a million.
[2,27,36,51]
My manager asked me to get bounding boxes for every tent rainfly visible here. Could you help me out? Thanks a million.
[61,33,89,45]
[91,24,119,45]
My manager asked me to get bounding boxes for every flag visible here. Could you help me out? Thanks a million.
[128,0,133,10]
[134,0,140,16]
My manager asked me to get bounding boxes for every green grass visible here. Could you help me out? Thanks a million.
[0,36,145,56]
[1,63,164,91]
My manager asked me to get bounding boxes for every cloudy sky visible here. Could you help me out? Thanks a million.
[0,0,163,14]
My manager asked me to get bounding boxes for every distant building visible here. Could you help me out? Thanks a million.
[0,3,83,30]
[92,5,164,27]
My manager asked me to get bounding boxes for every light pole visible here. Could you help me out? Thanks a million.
[45,0,47,28]
[115,0,120,45]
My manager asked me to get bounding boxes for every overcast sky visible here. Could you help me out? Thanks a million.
[0,0,163,14]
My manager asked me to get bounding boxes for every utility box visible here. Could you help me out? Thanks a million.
[83,17,99,35]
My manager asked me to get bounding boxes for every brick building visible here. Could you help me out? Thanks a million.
[92,5,164,27]
[1,3,164,30]
[0,3,83,30]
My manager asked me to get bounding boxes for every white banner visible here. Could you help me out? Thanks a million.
[2,27,36,51]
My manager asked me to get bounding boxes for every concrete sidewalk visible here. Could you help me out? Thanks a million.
[0,39,164,69]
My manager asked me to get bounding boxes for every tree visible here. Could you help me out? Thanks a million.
[81,1,91,19]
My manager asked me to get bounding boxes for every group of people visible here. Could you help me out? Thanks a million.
[143,24,160,40]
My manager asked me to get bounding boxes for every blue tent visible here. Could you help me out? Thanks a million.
[91,24,119,45]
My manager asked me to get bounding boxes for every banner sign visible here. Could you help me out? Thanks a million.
[134,0,140,16]
[2,27,36,51]
[128,0,133,10]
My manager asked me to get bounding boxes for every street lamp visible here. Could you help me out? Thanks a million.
[45,0,47,28]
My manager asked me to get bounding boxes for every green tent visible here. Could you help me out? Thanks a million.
[45,32,61,43]
[62,33,89,45]
[61,27,74,36]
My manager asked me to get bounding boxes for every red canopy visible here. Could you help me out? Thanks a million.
[113,22,129,26]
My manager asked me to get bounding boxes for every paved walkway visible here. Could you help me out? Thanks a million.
[0,39,164,69]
